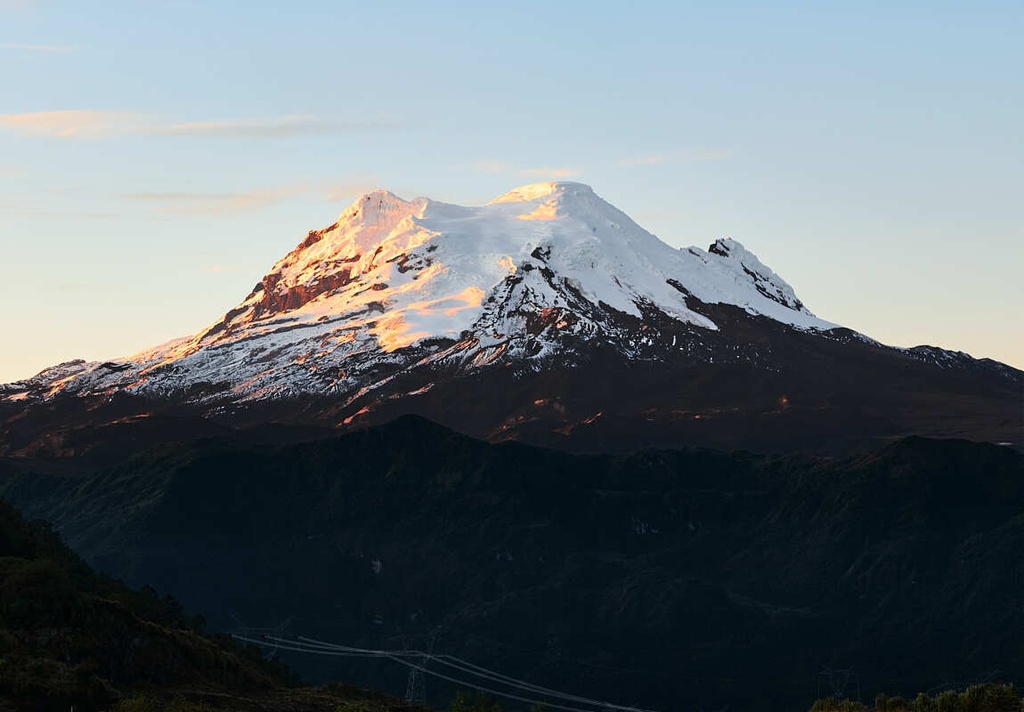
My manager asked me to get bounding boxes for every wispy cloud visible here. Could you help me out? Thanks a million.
[0,110,142,138]
[468,160,514,174]
[0,110,394,139]
[124,177,380,217]
[0,42,76,53]
[461,161,583,180]
[462,149,730,180]
[325,181,379,202]
[138,115,395,138]
[616,148,734,168]
[616,154,671,167]
[518,166,582,179]
[1,202,117,220]
[124,186,310,216]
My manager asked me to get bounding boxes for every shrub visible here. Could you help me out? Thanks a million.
[810,698,866,711]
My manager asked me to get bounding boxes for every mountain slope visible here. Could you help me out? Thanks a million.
[0,497,421,711]
[2,418,1021,712]
[1,182,1020,458]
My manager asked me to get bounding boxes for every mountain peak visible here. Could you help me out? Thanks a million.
[704,237,806,312]
[337,189,425,226]
[708,237,745,256]
[488,181,594,205]
[5,181,843,406]
[168,180,832,370]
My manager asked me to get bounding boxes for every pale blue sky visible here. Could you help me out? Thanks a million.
[2,0,1022,381]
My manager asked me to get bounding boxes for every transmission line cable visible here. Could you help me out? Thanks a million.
[237,634,657,712]
[297,636,655,712]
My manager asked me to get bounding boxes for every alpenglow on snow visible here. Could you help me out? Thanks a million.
[5,182,834,404]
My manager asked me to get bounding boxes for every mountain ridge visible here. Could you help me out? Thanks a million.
[2,182,836,400]
[1,182,1020,457]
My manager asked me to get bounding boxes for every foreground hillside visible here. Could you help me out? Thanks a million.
[2,417,1021,711]
[0,497,420,712]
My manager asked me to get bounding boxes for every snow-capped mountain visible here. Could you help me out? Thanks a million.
[6,182,832,401]
[2,182,1020,456]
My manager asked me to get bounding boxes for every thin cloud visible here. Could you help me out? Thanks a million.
[1,202,117,220]
[681,147,734,162]
[461,161,581,179]
[125,178,380,217]
[0,42,76,53]
[469,160,515,174]
[617,154,671,167]
[616,148,733,168]
[140,115,394,138]
[518,166,582,179]
[0,110,394,139]
[464,151,729,179]
[0,110,142,138]
[124,186,309,216]
[325,181,379,202]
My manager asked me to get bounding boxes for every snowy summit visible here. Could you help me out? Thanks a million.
[7,182,834,403]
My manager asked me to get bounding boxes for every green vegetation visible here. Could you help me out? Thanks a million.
[448,691,504,712]
[3,419,1023,712]
[0,498,419,711]
[811,699,866,711]
[809,684,1022,712]
[108,698,216,712]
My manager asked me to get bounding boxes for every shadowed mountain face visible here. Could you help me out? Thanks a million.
[2,183,1020,462]
[0,494,427,712]
[3,417,1022,712]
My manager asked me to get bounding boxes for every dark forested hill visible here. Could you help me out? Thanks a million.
[1,416,1022,712]
[0,496,421,712]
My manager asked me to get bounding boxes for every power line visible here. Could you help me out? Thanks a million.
[238,635,605,712]
[296,636,657,712]
[235,634,660,712]
[460,633,656,680]
[299,636,650,711]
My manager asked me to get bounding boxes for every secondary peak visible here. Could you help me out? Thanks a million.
[337,188,424,224]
